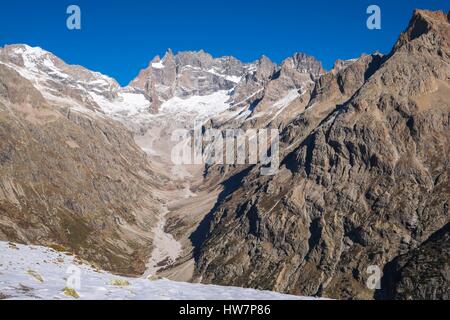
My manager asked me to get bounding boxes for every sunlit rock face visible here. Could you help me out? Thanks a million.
[194,10,450,300]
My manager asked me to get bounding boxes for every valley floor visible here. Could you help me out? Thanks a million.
[131,122,222,282]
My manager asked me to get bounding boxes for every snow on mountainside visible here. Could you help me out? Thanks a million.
[159,90,231,119]
[0,44,325,132]
[0,44,244,129]
[0,43,331,294]
[0,242,317,300]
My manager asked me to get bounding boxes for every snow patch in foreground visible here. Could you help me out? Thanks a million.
[0,241,318,300]
[152,61,165,69]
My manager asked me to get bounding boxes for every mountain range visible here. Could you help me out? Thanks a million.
[0,9,448,300]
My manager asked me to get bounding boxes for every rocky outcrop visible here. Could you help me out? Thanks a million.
[215,52,325,130]
[193,10,450,300]
[226,55,277,113]
[204,52,381,194]
[1,9,448,301]
[130,49,324,129]
[246,53,323,124]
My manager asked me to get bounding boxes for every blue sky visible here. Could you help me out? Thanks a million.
[0,0,448,86]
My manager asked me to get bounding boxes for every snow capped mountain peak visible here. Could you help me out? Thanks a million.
[7,43,48,58]
[130,49,245,113]
[8,44,50,70]
[280,52,325,78]
[0,44,328,134]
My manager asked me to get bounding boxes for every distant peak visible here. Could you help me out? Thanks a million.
[332,58,357,73]
[409,9,448,37]
[3,44,48,56]
[257,55,274,66]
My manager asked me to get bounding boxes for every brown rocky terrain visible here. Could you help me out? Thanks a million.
[193,9,450,299]
[0,8,448,301]
[378,222,449,300]
[130,49,250,113]
[0,64,164,275]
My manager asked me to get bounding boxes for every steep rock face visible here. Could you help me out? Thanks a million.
[281,53,384,153]
[130,50,250,112]
[378,223,449,300]
[204,52,381,199]
[194,10,450,299]
[211,53,324,131]
[229,55,277,111]
[0,64,164,275]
